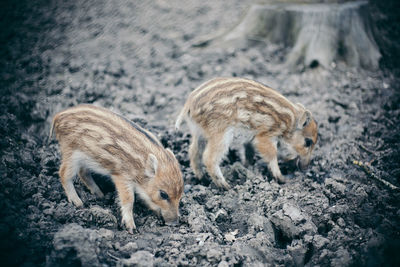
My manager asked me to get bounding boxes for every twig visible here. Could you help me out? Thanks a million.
[107,252,121,261]
[383,117,395,127]
[331,98,348,109]
[353,160,399,191]
[359,144,377,155]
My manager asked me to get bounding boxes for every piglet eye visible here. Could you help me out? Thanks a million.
[160,190,169,200]
[305,138,313,148]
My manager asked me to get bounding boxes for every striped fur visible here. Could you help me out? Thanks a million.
[176,77,318,188]
[51,104,183,233]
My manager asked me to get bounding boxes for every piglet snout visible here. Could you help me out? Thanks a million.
[162,212,180,226]
[297,157,310,170]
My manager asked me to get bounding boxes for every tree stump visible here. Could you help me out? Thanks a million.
[198,0,381,70]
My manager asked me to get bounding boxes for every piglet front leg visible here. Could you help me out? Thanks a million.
[113,175,136,234]
[254,134,286,184]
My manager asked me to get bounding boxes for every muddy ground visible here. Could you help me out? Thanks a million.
[1,0,399,266]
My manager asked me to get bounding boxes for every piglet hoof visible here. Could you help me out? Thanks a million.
[70,198,83,208]
[193,169,206,180]
[127,227,139,235]
[276,176,286,184]
[164,220,180,227]
[94,191,104,198]
[125,225,139,235]
[215,180,231,190]
[122,219,137,235]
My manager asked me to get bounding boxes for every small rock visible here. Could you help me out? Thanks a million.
[43,207,54,216]
[48,223,101,266]
[79,206,118,229]
[271,203,317,240]
[196,233,211,247]
[98,228,114,240]
[207,247,223,262]
[215,209,228,223]
[41,152,57,168]
[319,249,330,260]
[205,198,216,210]
[354,186,368,200]
[31,104,48,121]
[337,217,346,227]
[241,192,252,201]
[327,204,348,216]
[69,58,83,73]
[120,242,139,252]
[53,202,75,223]
[325,178,346,197]
[288,243,307,266]
[271,209,299,240]
[248,214,265,231]
[179,228,188,234]
[117,250,154,267]
[184,184,192,193]
[191,185,209,205]
[224,229,239,242]
[108,60,124,77]
[313,235,330,250]
[187,203,208,232]
[283,203,304,224]
[331,247,352,266]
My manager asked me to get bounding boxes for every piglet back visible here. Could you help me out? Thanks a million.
[52,104,163,176]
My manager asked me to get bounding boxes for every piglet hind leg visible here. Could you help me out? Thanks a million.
[189,133,206,179]
[59,159,84,207]
[202,133,231,190]
[113,175,136,234]
[78,168,104,198]
[254,134,286,184]
[242,141,256,167]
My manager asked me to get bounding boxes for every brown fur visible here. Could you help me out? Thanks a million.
[176,77,318,188]
[50,104,183,233]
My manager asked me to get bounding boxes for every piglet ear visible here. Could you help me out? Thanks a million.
[145,154,158,178]
[296,103,312,129]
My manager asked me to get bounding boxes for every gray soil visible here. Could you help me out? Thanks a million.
[1,0,399,266]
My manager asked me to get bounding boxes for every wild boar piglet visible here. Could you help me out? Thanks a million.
[176,77,318,189]
[50,104,183,233]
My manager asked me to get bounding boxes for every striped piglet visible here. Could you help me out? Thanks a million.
[176,77,318,189]
[50,105,183,233]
